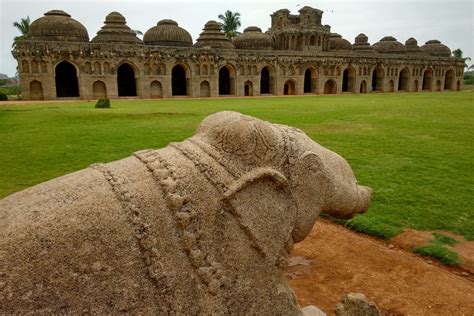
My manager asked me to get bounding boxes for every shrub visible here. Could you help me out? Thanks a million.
[95,98,110,108]
[0,92,8,101]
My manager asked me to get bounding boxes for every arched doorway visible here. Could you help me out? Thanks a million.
[117,63,137,96]
[284,80,296,95]
[200,81,210,97]
[422,68,433,91]
[92,81,107,99]
[304,67,317,93]
[388,80,395,92]
[413,79,419,92]
[360,80,367,93]
[172,64,187,96]
[219,66,234,95]
[244,81,253,96]
[342,67,356,92]
[30,80,44,100]
[55,61,79,97]
[150,81,163,98]
[444,70,454,90]
[398,68,410,91]
[324,79,337,94]
[456,80,461,91]
[371,67,384,92]
[260,66,274,94]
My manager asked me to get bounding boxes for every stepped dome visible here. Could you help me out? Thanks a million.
[29,10,89,42]
[352,33,372,50]
[143,20,192,47]
[405,37,424,54]
[195,20,233,49]
[91,12,142,44]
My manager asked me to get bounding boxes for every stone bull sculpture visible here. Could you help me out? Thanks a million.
[0,111,372,314]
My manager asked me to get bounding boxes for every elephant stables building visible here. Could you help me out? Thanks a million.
[14,6,465,100]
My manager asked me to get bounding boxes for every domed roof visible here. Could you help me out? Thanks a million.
[29,10,89,42]
[143,19,192,47]
[405,37,424,54]
[372,36,406,54]
[421,40,451,57]
[352,33,372,50]
[91,12,142,44]
[195,20,233,49]
[233,26,273,50]
[329,33,352,51]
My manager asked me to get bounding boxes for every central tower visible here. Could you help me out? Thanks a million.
[268,6,331,52]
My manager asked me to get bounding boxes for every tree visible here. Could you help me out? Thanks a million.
[452,48,471,69]
[12,16,30,49]
[218,10,241,40]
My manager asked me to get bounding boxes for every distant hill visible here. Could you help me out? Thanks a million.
[0,73,9,80]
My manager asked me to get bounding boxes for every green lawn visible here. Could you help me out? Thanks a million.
[1,92,473,241]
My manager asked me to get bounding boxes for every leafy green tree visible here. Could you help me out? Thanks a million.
[12,16,30,49]
[218,10,241,40]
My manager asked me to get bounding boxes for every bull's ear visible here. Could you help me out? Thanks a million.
[223,168,295,266]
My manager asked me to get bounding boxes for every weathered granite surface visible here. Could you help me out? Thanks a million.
[0,111,371,314]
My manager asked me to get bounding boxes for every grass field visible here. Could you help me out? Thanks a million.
[1,92,473,241]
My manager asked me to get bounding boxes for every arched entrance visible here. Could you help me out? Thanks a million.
[150,81,163,98]
[219,66,234,95]
[444,70,454,90]
[360,80,367,93]
[304,67,317,93]
[284,80,296,95]
[260,66,275,94]
[244,81,253,96]
[371,67,384,92]
[422,68,433,91]
[117,63,137,96]
[200,81,210,97]
[30,80,44,100]
[172,64,187,96]
[413,79,419,92]
[388,80,395,92]
[342,67,356,92]
[324,79,337,94]
[398,68,410,91]
[92,81,107,99]
[456,80,461,91]
[55,61,79,97]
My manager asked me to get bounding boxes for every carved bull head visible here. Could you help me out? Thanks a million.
[196,111,372,253]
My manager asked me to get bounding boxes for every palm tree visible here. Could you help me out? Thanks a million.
[218,10,241,40]
[12,16,30,49]
[452,48,471,69]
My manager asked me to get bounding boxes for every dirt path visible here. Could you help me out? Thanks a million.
[287,219,474,315]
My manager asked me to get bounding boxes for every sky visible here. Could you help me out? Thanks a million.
[0,0,472,77]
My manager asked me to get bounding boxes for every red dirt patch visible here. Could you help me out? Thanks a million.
[391,229,474,273]
[287,219,474,315]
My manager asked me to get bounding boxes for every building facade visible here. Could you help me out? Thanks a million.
[13,7,465,100]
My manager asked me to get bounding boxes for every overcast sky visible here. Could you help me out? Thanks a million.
[0,0,472,77]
